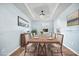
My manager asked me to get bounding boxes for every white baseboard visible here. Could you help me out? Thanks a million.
[64,44,79,56]
[7,46,20,56]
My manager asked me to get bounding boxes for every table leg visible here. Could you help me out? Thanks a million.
[44,43,47,56]
[24,45,27,56]
[37,43,40,55]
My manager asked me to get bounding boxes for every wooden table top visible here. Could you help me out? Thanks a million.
[27,39,59,43]
[26,36,60,44]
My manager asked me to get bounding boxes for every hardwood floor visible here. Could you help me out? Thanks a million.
[10,46,78,56]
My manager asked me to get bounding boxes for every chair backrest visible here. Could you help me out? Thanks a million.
[52,33,56,39]
[20,33,31,47]
[24,33,30,43]
[56,34,64,46]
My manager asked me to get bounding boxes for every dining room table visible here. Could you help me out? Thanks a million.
[24,35,60,56]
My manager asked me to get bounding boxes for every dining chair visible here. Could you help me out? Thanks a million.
[22,33,36,56]
[49,34,64,56]
[52,33,56,39]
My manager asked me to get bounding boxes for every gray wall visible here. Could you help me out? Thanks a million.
[54,3,79,54]
[0,4,31,55]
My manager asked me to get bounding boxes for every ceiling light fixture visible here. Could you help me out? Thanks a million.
[40,10,45,15]
[40,10,45,19]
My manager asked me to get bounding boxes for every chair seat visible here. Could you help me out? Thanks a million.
[48,44,62,53]
[27,47,35,52]
[27,43,33,47]
[48,44,61,51]
[26,43,36,52]
[51,44,61,48]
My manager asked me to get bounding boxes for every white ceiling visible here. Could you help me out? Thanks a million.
[14,3,72,21]
[25,3,58,21]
